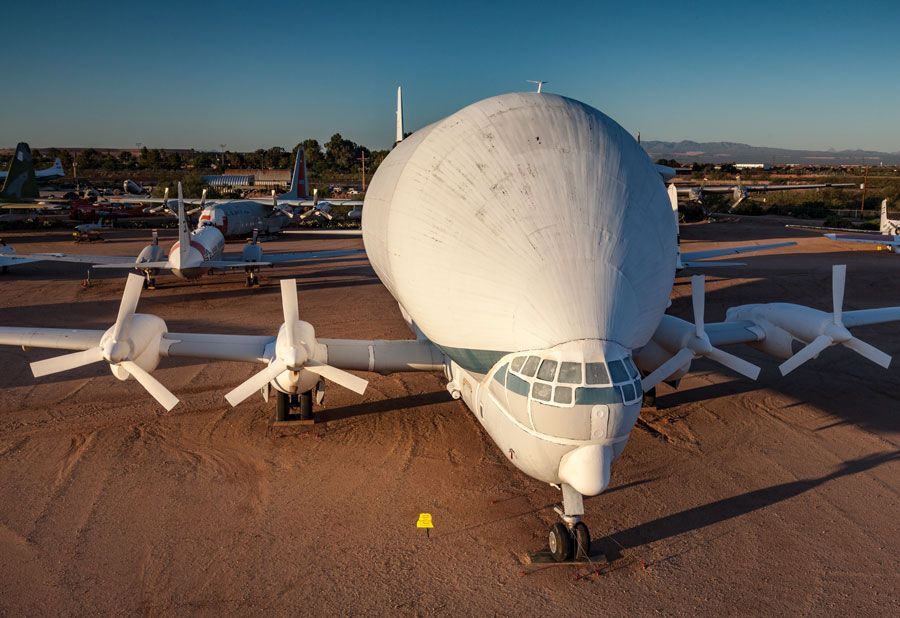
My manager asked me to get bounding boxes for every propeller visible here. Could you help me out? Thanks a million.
[779,265,891,375]
[29,274,178,411]
[149,187,173,215]
[224,279,368,406]
[299,188,333,221]
[186,188,208,216]
[271,190,294,219]
[731,186,749,210]
[642,275,761,392]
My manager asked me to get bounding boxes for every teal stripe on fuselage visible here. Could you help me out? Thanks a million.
[433,344,508,375]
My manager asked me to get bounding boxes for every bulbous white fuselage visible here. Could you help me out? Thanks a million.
[361,93,677,495]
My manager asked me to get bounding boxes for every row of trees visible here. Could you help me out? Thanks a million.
[0,134,391,180]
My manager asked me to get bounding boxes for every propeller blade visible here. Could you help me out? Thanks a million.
[641,347,694,393]
[313,188,318,206]
[779,334,833,376]
[280,278,300,343]
[843,337,891,369]
[119,360,179,412]
[200,188,207,208]
[225,360,287,407]
[299,208,313,220]
[833,264,846,325]
[705,347,761,380]
[691,275,705,338]
[109,274,145,342]
[30,347,104,377]
[321,209,333,221]
[305,361,368,395]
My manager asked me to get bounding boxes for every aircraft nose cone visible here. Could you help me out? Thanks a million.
[558,444,613,497]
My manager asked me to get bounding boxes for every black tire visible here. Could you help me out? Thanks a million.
[573,522,591,560]
[275,391,289,422]
[548,523,572,562]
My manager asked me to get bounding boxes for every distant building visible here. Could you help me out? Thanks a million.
[224,168,291,189]
[735,163,770,170]
[203,175,255,188]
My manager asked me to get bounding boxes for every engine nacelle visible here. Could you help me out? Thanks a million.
[137,243,163,265]
[106,314,168,380]
[242,243,263,263]
[726,303,822,360]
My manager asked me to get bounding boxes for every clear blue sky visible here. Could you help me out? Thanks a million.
[4,0,898,152]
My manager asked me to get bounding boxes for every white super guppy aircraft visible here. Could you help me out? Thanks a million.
[2,93,899,562]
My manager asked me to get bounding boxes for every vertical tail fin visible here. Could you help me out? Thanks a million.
[1,143,39,200]
[881,199,889,234]
[395,85,405,145]
[669,184,683,270]
[177,183,190,265]
[280,147,308,200]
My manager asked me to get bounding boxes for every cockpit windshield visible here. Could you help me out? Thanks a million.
[499,353,643,407]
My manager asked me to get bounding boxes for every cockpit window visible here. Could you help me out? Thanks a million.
[585,362,610,385]
[536,360,558,382]
[557,362,581,384]
[621,382,636,402]
[521,356,540,377]
[554,386,573,404]
[575,386,622,405]
[608,359,629,383]
[532,382,552,401]
[493,363,507,385]
[510,356,525,373]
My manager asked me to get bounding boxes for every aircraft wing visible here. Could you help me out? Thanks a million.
[217,249,363,267]
[92,260,172,269]
[0,327,105,351]
[269,199,364,207]
[262,249,363,264]
[203,261,272,269]
[681,241,796,262]
[823,233,900,246]
[282,229,363,237]
[0,255,40,267]
[24,253,140,265]
[161,332,274,363]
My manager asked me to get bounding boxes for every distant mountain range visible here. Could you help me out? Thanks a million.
[641,140,900,166]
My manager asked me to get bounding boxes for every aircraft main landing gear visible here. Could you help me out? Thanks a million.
[548,483,592,562]
[274,390,314,423]
[245,271,260,287]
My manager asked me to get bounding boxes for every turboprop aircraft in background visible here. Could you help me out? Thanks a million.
[667,184,797,270]
[112,149,363,237]
[3,93,899,564]
[0,145,64,183]
[821,200,900,253]
[0,183,360,286]
[676,179,859,210]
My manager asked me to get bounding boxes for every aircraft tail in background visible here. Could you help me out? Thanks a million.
[280,147,308,200]
[0,143,39,200]
[880,200,900,235]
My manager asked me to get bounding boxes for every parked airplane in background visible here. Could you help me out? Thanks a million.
[93,183,360,287]
[0,184,360,286]
[823,200,900,253]
[0,146,64,183]
[2,93,897,562]
[676,180,859,210]
[123,179,148,195]
[667,184,797,270]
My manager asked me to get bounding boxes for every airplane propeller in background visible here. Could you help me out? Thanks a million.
[271,190,295,219]
[186,188,208,216]
[779,265,891,375]
[29,274,178,411]
[642,275,761,392]
[224,279,367,406]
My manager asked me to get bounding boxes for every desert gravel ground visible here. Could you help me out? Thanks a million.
[0,219,897,615]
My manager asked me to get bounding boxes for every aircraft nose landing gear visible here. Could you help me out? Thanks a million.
[545,483,594,562]
[274,389,314,424]
[245,270,260,287]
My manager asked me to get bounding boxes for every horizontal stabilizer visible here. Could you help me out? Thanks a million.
[682,241,796,262]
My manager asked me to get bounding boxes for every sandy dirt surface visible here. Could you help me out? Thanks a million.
[0,220,897,615]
